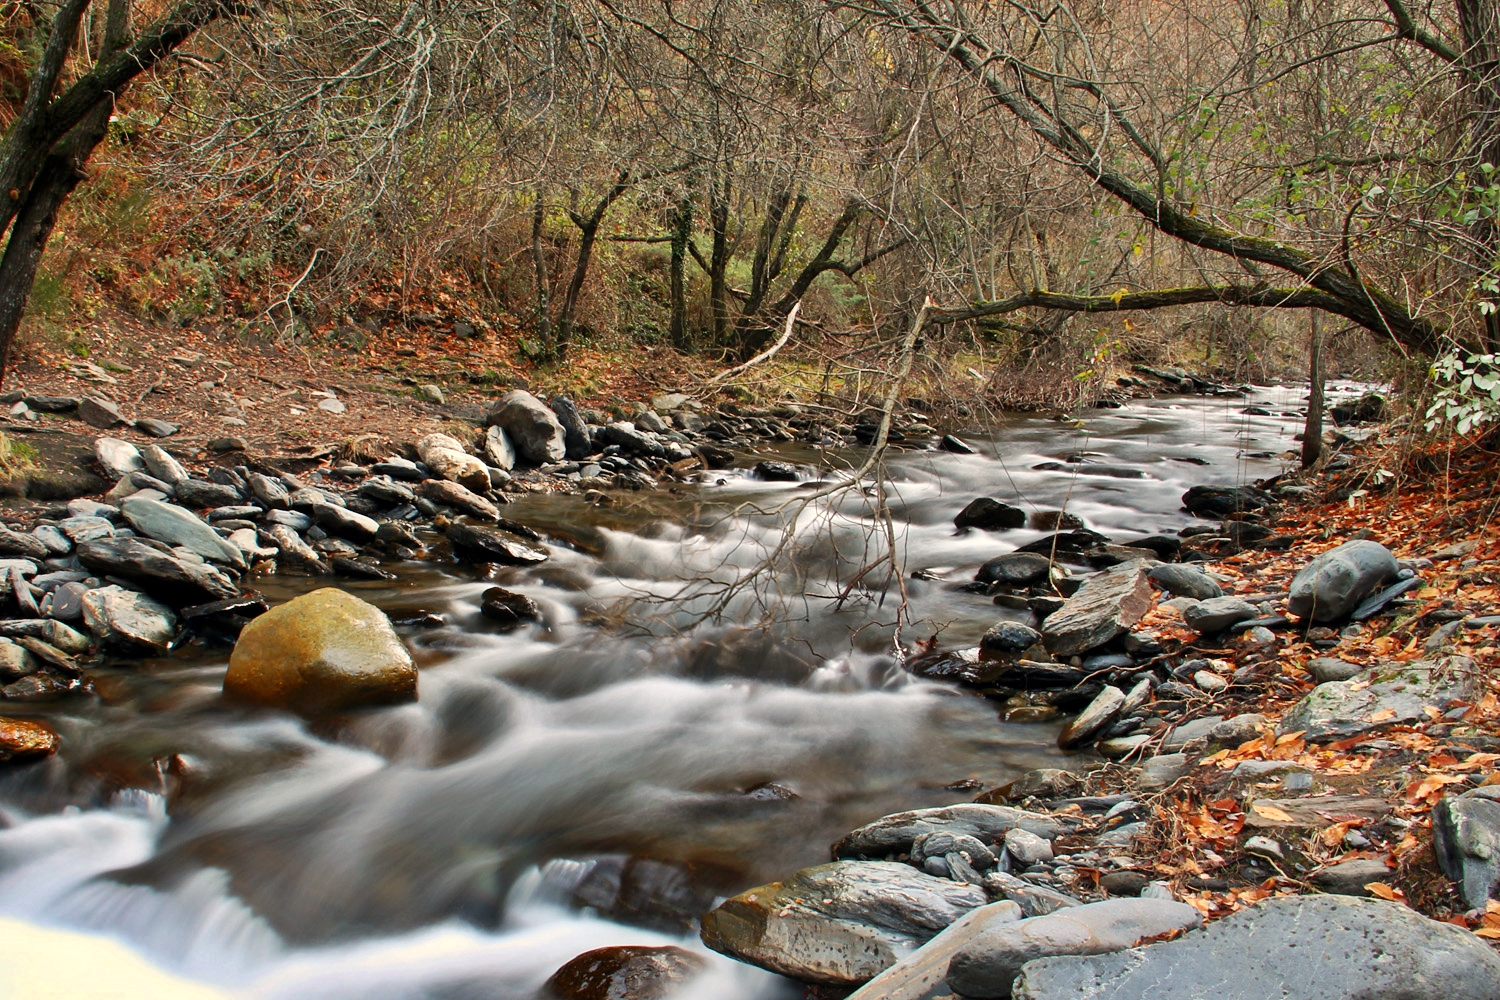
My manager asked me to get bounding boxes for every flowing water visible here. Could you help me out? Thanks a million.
[0,385,1365,998]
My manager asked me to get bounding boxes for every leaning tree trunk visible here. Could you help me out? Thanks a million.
[1459,0,1500,348]
[1302,311,1324,469]
[669,190,693,351]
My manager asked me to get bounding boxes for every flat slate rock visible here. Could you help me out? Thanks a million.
[1433,791,1500,910]
[1277,656,1479,742]
[833,803,1064,859]
[948,899,1203,999]
[76,537,240,605]
[1042,559,1152,656]
[700,860,989,985]
[446,523,548,565]
[1010,895,1500,1000]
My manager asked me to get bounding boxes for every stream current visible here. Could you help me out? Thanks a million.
[0,385,1357,998]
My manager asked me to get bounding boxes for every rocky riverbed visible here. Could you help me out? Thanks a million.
[0,378,1497,999]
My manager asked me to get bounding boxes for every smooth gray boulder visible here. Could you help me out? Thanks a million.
[602,421,666,458]
[481,425,517,471]
[121,497,246,568]
[834,804,1064,859]
[94,437,143,480]
[700,861,989,985]
[844,902,1025,1000]
[81,585,178,651]
[311,503,380,543]
[486,389,566,464]
[1010,895,1500,1000]
[1309,656,1364,683]
[1147,563,1222,600]
[1182,596,1258,633]
[1287,540,1398,622]
[948,898,1203,999]
[247,472,290,510]
[1277,657,1478,742]
[1433,791,1500,910]
[1042,560,1152,656]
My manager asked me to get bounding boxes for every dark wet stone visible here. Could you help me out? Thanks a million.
[24,394,79,413]
[0,716,59,761]
[977,553,1054,587]
[175,479,245,508]
[479,586,543,630]
[1015,530,1111,557]
[956,498,1027,531]
[543,945,706,1000]
[549,396,593,460]
[446,523,548,565]
[330,555,396,581]
[1181,484,1275,518]
[752,459,799,482]
[941,434,978,454]
[180,595,270,642]
[354,477,416,506]
[1182,596,1258,633]
[979,621,1042,660]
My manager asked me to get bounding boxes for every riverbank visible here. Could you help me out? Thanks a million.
[0,377,1494,999]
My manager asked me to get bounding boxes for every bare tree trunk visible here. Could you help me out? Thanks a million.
[1302,311,1324,469]
[708,166,732,346]
[530,193,552,347]
[554,170,632,356]
[1459,0,1500,347]
[669,189,693,351]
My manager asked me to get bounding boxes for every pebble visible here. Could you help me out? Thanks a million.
[1193,670,1228,693]
[1004,828,1055,865]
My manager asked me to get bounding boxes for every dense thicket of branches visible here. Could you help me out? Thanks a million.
[7,0,1500,372]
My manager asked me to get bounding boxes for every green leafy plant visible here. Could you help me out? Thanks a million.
[1426,351,1500,434]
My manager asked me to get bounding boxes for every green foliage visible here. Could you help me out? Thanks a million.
[1426,352,1500,435]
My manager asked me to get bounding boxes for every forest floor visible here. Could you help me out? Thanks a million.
[1098,436,1500,932]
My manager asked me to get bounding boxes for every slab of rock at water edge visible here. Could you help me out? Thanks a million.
[1276,656,1478,742]
[175,478,244,509]
[222,588,416,713]
[1433,790,1500,910]
[979,622,1041,661]
[81,585,179,651]
[844,901,1025,1000]
[1182,595,1258,633]
[180,595,269,643]
[700,860,989,985]
[311,502,379,542]
[416,479,500,521]
[416,432,491,493]
[266,524,327,572]
[1181,484,1274,518]
[1057,685,1124,750]
[486,389,566,464]
[76,537,240,604]
[121,496,246,568]
[946,898,1203,999]
[976,553,1055,587]
[542,945,706,1000]
[1010,895,1500,1000]
[1286,539,1398,622]
[833,804,1064,859]
[1043,559,1152,656]
[956,498,1027,531]
[446,523,547,565]
[0,716,59,761]
[0,618,91,655]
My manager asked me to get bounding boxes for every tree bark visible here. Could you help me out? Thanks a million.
[1302,312,1324,469]
[708,165,732,346]
[1458,0,1500,347]
[669,189,693,351]
[554,170,632,356]
[530,193,552,348]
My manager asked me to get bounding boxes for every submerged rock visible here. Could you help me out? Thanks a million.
[956,498,1027,531]
[948,898,1203,999]
[1042,559,1152,656]
[0,716,59,761]
[976,553,1055,587]
[1010,895,1500,1000]
[1286,540,1398,622]
[446,523,548,565]
[542,945,705,1000]
[700,860,988,985]
[222,588,416,713]
[479,587,544,630]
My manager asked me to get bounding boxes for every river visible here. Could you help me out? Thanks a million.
[0,384,1358,998]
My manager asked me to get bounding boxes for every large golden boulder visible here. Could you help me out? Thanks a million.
[223,588,416,713]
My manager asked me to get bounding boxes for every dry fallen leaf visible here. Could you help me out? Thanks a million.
[1252,802,1296,823]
